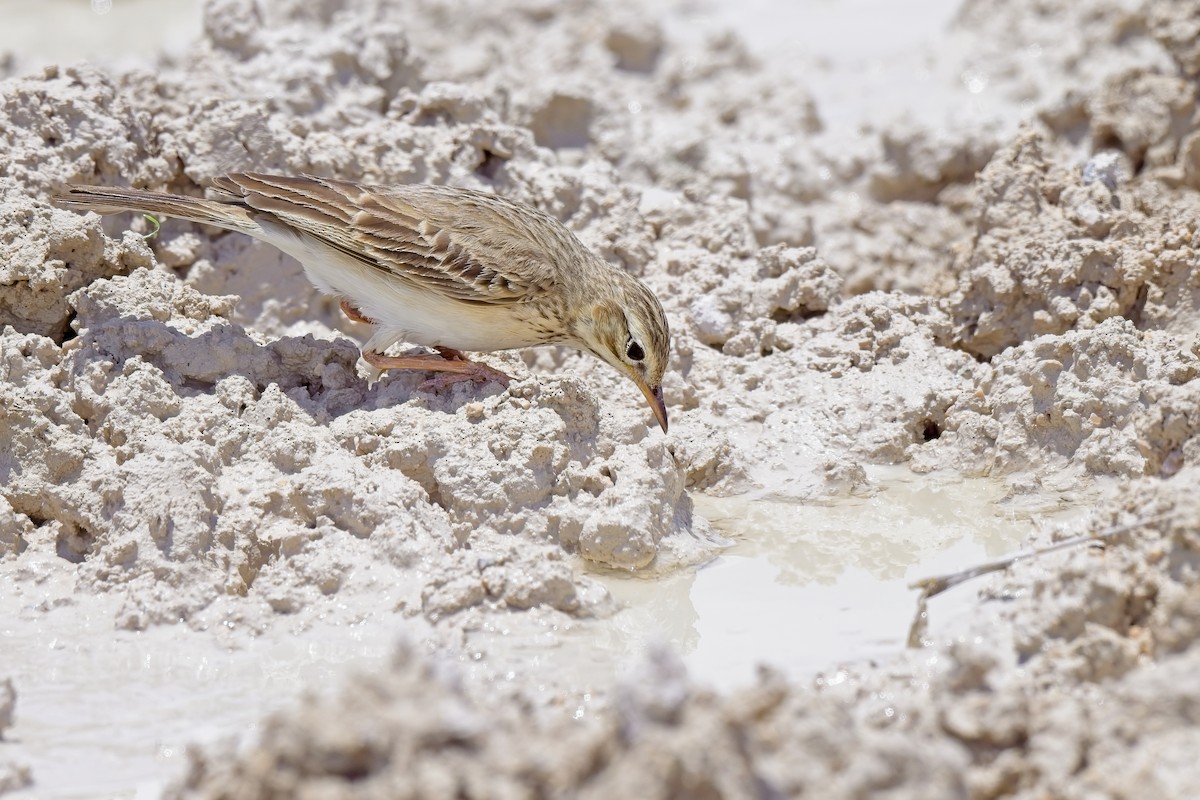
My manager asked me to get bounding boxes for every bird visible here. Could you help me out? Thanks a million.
[53,173,671,432]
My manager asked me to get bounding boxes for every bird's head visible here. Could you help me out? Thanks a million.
[571,272,671,432]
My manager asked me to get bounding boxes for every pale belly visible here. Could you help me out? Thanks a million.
[260,222,551,353]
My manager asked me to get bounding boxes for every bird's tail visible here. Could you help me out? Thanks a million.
[51,184,257,234]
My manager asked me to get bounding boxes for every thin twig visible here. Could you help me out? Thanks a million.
[906,511,1178,648]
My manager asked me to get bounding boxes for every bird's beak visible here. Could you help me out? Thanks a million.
[635,379,669,433]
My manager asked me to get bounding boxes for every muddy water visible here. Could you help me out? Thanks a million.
[595,468,1086,691]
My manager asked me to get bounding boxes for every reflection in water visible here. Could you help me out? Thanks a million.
[700,470,1034,586]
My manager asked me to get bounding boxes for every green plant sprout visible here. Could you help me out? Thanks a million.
[142,214,160,240]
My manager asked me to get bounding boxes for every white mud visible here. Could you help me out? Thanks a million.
[2,0,1200,797]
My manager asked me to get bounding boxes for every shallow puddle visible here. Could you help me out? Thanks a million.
[592,467,1084,691]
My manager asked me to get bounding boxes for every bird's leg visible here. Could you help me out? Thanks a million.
[361,348,513,390]
[349,298,512,389]
[426,347,515,389]
[339,297,375,324]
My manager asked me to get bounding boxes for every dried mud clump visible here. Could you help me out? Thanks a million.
[949,130,1150,360]
[0,64,175,337]
[3,264,702,629]
[1146,0,1200,78]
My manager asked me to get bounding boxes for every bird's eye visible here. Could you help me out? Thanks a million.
[626,339,644,361]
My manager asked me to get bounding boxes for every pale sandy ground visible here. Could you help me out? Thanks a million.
[3,0,1200,797]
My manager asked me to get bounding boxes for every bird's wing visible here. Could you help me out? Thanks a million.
[216,173,569,305]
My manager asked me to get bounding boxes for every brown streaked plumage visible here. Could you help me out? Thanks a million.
[52,173,672,431]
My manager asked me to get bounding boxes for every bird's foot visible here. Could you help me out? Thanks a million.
[361,348,513,391]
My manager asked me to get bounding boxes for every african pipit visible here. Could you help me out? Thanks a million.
[54,173,671,431]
